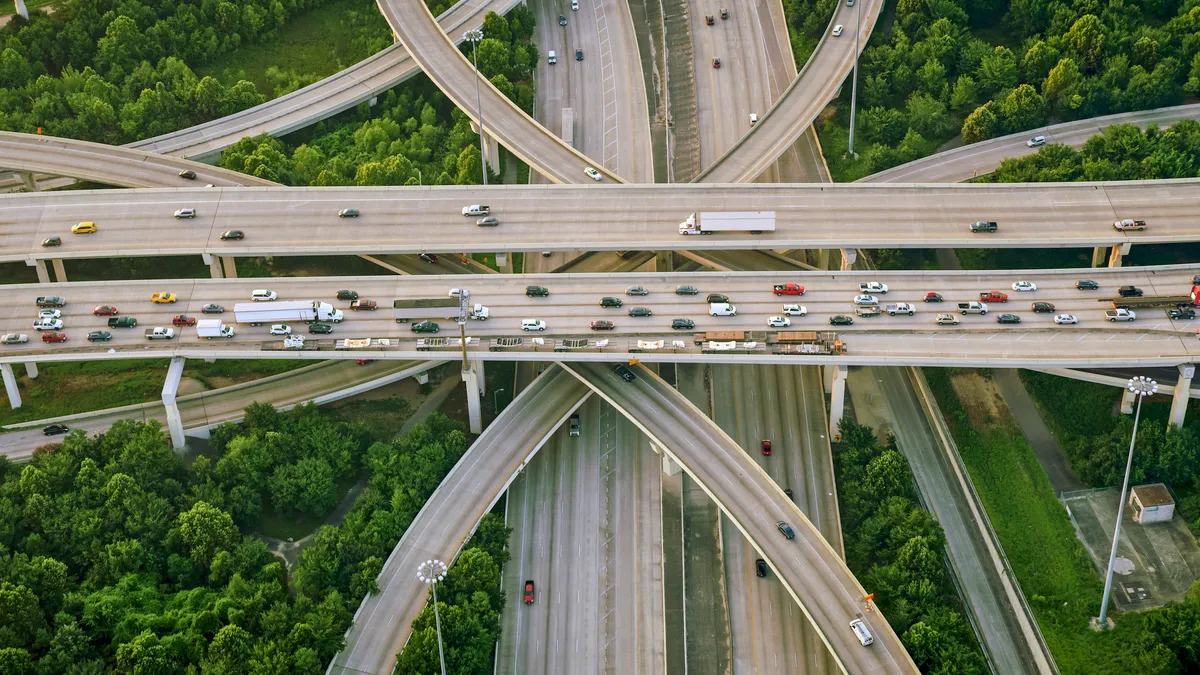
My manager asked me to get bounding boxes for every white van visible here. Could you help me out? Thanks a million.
[849,619,874,646]
[251,289,277,302]
[548,50,557,64]
[708,303,737,316]
[522,319,547,331]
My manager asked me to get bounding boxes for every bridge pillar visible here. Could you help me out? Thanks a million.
[27,259,49,283]
[1108,242,1131,268]
[51,258,67,282]
[655,251,675,272]
[25,362,37,379]
[462,366,482,433]
[415,371,429,385]
[662,453,681,476]
[470,359,485,395]
[829,364,847,437]
[18,171,37,191]
[222,256,238,278]
[161,356,187,451]
[469,121,501,177]
[1,363,20,409]
[495,252,507,268]
[839,248,857,271]
[1169,365,1194,428]
[203,253,224,279]
[13,0,27,19]
[816,249,832,270]
[1120,388,1135,415]
[1091,246,1107,268]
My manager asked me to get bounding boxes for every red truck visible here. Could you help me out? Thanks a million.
[773,283,805,296]
[979,291,1008,303]
[172,315,196,326]
[350,299,378,311]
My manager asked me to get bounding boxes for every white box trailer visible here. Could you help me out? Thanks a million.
[679,211,776,235]
[233,301,343,326]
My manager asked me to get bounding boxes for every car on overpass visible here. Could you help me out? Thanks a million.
[526,286,550,297]
[782,304,806,316]
[590,320,615,331]
[42,423,69,436]
[461,205,489,216]
[1031,302,1056,313]
[1054,314,1079,325]
[923,292,943,302]
[174,208,196,219]
[853,295,878,306]
[521,319,547,331]
[628,307,653,317]
[178,169,197,180]
[269,325,292,336]
[767,316,791,328]
[706,293,729,304]
[676,285,699,295]
[829,315,854,326]
[756,559,767,577]
[309,323,334,334]
[935,313,959,325]
[600,297,623,308]
[996,314,1022,324]
[151,292,176,304]
[612,364,636,382]
[201,304,224,314]
[71,222,97,234]
[1011,281,1037,292]
[42,236,60,247]
[1027,136,1046,147]
[626,286,649,296]
[1076,280,1099,290]
[87,330,112,342]
[411,321,439,334]
[338,208,359,218]
[1,334,29,344]
[220,230,244,240]
[523,580,535,604]
[92,305,119,315]
[41,331,67,343]
[584,167,602,181]
[776,521,795,539]
[761,439,772,455]
[671,319,695,330]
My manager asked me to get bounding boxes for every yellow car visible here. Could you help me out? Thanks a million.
[71,222,97,234]
[151,292,177,304]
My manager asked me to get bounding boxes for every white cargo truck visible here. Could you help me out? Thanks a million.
[196,319,235,339]
[679,211,776,235]
[233,301,343,326]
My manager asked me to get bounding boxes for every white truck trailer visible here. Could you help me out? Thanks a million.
[233,301,343,327]
[196,319,235,339]
[679,211,776,235]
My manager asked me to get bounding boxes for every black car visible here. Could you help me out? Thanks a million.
[1169,307,1196,320]
[997,314,1022,324]
[42,423,69,436]
[628,307,653,317]
[42,236,61,247]
[411,321,440,334]
[612,364,636,382]
[705,14,714,24]
[923,292,943,303]
[575,48,584,61]
[829,315,854,326]
[337,290,359,301]
[1031,302,1056,313]
[600,296,623,308]
[776,521,795,539]
[201,303,224,314]
[671,318,695,330]
[338,208,359,218]
[1118,285,1143,297]
[626,286,649,296]
[308,323,334,334]
[178,169,197,180]
[526,286,550,297]
[559,14,567,25]
[706,293,729,304]
[784,488,794,501]
[676,285,699,296]
[419,253,439,263]
[220,230,244,240]
[87,330,112,342]
[1076,280,1099,290]
[755,559,767,577]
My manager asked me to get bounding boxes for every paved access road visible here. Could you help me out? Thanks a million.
[564,361,919,674]
[866,103,1200,184]
[328,365,591,675]
[4,180,1197,263]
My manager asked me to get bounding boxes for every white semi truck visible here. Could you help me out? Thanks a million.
[196,319,235,339]
[679,211,776,235]
[233,301,343,327]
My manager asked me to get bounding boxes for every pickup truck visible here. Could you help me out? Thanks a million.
[144,327,175,340]
[1106,308,1137,322]
[979,291,1008,303]
[957,301,988,314]
[860,282,888,294]
[1113,219,1147,231]
[1169,307,1196,320]
[36,296,65,308]
[773,283,805,296]
[969,221,998,233]
[350,299,378,311]
[886,303,915,316]
[108,316,137,328]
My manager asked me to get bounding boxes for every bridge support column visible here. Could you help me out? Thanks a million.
[25,362,37,379]
[18,171,36,191]
[470,359,485,395]
[415,371,429,385]
[469,121,501,177]
[51,258,67,282]
[839,248,857,271]
[462,366,482,433]
[495,252,507,268]
[203,253,224,279]
[26,259,49,283]
[1120,388,1135,415]
[655,251,675,272]
[829,364,847,438]
[816,249,832,270]
[1,363,20,409]
[13,0,28,19]
[1092,246,1107,267]
[161,357,187,451]
[1169,365,1194,428]
[662,453,681,476]
[1108,242,1131,268]
[222,256,237,278]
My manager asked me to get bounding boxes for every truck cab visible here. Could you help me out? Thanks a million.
[1106,308,1137,322]
[145,327,175,340]
[1114,219,1147,231]
[957,301,988,314]
[969,221,998,233]
[108,316,137,328]
[773,283,805,296]
[886,303,915,316]
[979,291,1008,303]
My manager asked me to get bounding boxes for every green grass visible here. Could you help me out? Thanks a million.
[923,367,1145,673]
[194,0,391,98]
[1018,370,1123,442]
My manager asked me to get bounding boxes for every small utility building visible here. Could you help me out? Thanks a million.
[1130,483,1175,524]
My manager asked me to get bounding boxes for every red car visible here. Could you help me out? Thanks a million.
[356,359,375,365]
[979,291,1008,303]
[92,305,119,315]
[172,315,196,326]
[761,439,772,456]
[350,299,378,311]
[773,283,805,296]
[922,293,942,303]
[41,331,66,343]
[523,580,535,604]
[591,320,615,331]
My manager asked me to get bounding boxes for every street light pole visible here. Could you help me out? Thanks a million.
[417,559,449,675]
[494,388,506,411]
[463,28,488,185]
[846,0,863,157]
[1096,375,1158,629]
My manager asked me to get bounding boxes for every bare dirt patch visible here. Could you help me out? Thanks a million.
[949,371,1008,427]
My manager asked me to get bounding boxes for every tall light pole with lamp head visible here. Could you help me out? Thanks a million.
[417,558,449,675]
[846,0,863,157]
[1096,375,1157,629]
[462,28,488,185]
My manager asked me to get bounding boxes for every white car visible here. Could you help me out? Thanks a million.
[853,294,879,306]
[782,304,807,316]
[767,316,791,328]
[1027,136,1046,147]
[859,281,888,294]
[832,24,844,36]
[33,319,63,331]
[38,309,61,320]
[584,167,602,181]
[174,208,196,219]
[1011,281,1037,292]
[269,324,292,336]
[1,333,29,344]
[251,289,277,301]
[521,319,547,331]
[1054,314,1079,325]
[749,113,758,126]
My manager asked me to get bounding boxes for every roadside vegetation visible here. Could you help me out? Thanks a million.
[783,0,839,66]
[814,0,1200,181]
[0,404,506,672]
[834,421,987,672]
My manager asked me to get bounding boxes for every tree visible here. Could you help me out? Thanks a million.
[268,458,337,517]
[860,107,908,145]
[998,83,1048,133]
[949,75,979,113]
[474,38,511,79]
[961,102,999,143]
[177,502,239,567]
[481,12,511,44]
[1042,58,1083,113]
[975,46,1018,97]
[203,624,253,673]
[905,93,952,138]
[1064,14,1106,72]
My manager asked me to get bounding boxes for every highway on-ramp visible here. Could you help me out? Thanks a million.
[563,361,919,674]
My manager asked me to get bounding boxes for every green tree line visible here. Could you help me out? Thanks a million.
[983,120,1200,181]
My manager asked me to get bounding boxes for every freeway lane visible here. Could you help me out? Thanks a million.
[3,180,1198,263]
[564,361,919,674]
[328,365,592,675]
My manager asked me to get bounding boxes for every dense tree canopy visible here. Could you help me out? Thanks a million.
[984,120,1200,181]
